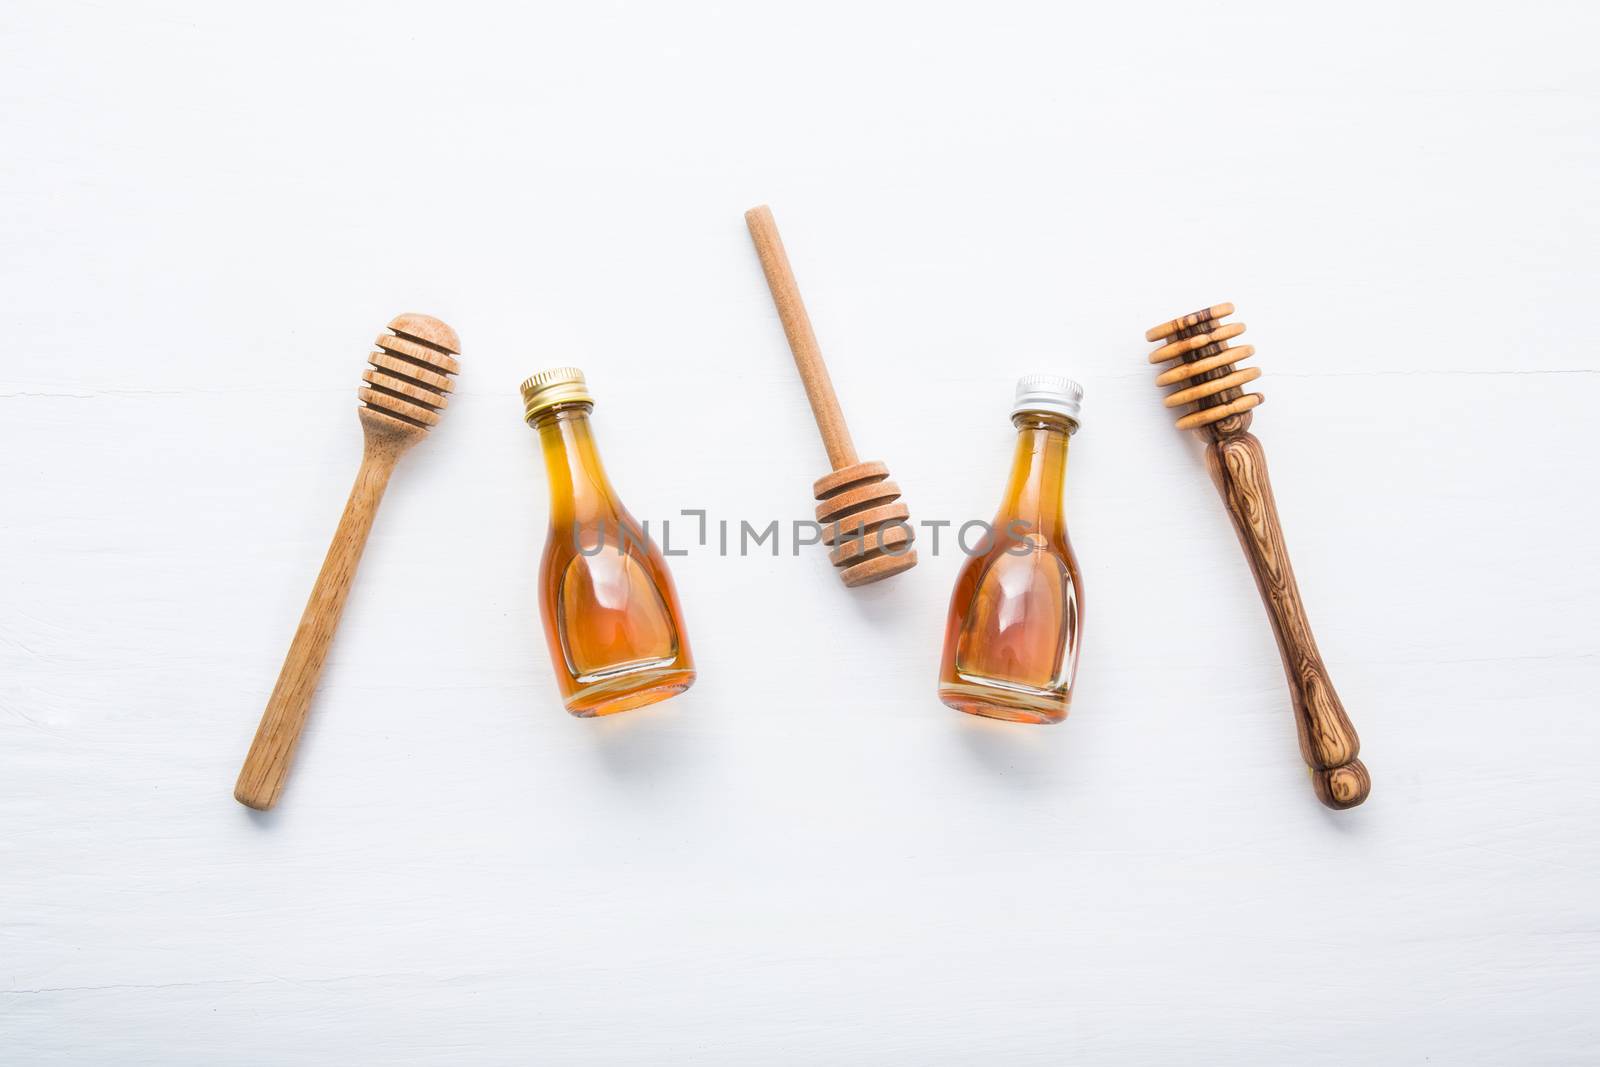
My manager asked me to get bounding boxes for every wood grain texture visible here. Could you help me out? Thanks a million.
[1206,432,1369,809]
[233,425,404,809]
[7,6,1600,1060]
[745,206,916,586]
[744,205,858,469]
[1148,303,1367,809]
[234,316,459,810]
[1146,303,1263,433]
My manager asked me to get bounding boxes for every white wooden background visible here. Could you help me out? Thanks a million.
[4,1,1598,1063]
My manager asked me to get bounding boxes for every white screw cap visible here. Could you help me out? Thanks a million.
[1012,374,1084,423]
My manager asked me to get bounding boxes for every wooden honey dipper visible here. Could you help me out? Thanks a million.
[1145,303,1369,809]
[234,313,460,810]
[744,205,916,586]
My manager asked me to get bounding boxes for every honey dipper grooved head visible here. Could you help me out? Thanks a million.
[1145,302,1263,432]
[813,460,917,586]
[359,313,461,432]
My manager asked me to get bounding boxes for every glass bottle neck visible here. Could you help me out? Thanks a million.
[532,404,614,521]
[999,411,1076,535]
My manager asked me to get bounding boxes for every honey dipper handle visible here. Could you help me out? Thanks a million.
[1206,432,1370,809]
[234,438,401,810]
[744,205,859,470]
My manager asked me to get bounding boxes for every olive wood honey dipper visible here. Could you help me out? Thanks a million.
[234,313,460,810]
[745,205,916,587]
[1145,303,1369,809]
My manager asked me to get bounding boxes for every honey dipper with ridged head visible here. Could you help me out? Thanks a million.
[1145,303,1369,810]
[234,314,460,810]
[745,205,916,587]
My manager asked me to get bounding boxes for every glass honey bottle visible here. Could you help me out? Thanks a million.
[938,375,1084,724]
[521,368,696,716]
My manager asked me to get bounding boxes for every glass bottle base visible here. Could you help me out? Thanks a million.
[565,667,696,718]
[938,681,1068,725]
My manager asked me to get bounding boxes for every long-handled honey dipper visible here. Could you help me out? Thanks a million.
[234,314,460,810]
[1145,303,1369,809]
[744,205,916,586]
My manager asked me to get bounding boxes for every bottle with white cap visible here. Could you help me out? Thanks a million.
[937,374,1085,724]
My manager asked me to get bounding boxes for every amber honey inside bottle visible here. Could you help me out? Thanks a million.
[522,368,695,716]
[938,375,1084,724]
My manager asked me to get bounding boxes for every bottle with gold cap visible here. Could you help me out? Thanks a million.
[937,374,1085,724]
[520,368,696,716]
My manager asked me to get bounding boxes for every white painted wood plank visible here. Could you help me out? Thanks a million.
[3,1,1598,1062]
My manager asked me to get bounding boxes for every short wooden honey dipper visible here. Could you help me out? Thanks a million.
[745,205,916,586]
[234,313,460,810]
[1145,303,1369,809]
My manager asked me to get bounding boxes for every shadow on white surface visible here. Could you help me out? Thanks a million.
[581,700,696,786]
[952,712,1058,791]
[837,561,919,624]
[1314,792,1373,835]
[240,804,281,831]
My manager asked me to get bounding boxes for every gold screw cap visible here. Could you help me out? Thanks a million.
[520,367,593,422]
